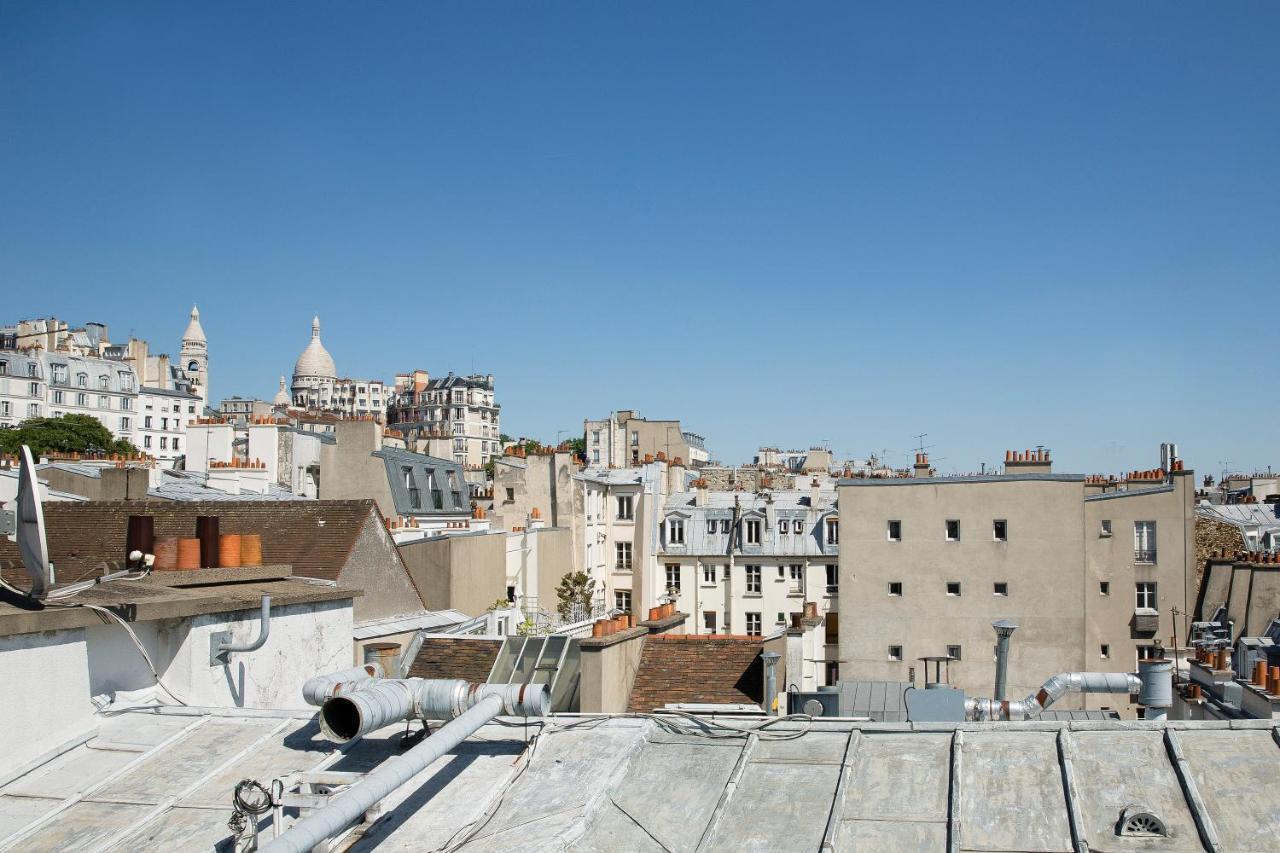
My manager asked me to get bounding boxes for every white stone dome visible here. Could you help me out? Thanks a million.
[273,376,290,406]
[293,316,336,380]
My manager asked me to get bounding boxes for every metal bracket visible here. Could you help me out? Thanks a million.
[209,595,272,666]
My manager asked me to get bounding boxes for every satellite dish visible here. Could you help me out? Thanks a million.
[14,446,50,600]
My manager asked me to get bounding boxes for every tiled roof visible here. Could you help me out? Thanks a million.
[0,499,378,588]
[628,635,763,712]
[407,637,502,683]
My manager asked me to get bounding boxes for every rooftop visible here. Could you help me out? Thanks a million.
[5,710,1277,851]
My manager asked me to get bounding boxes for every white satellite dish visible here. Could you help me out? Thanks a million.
[14,445,51,600]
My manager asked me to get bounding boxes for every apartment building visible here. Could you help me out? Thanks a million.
[387,369,501,468]
[137,385,200,467]
[659,479,840,679]
[39,352,138,443]
[0,351,45,427]
[836,450,1196,714]
[584,409,709,468]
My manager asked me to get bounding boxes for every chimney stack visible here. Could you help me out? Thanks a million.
[912,453,931,478]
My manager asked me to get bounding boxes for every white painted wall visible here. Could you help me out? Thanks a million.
[0,629,94,774]
[0,597,354,778]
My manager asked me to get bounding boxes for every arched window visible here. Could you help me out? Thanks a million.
[188,360,200,373]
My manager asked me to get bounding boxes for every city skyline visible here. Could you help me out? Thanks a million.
[4,4,1276,470]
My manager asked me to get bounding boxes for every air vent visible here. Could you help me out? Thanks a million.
[1117,805,1167,838]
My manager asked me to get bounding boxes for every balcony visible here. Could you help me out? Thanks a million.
[1134,549,1157,564]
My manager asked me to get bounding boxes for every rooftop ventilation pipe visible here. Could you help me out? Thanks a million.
[966,671,1140,721]
[260,675,548,853]
[992,619,1017,701]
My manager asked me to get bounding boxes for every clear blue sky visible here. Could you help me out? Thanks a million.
[2,3,1276,474]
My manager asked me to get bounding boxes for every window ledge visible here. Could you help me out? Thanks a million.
[743,592,763,599]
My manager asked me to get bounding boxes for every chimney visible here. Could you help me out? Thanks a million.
[810,477,821,509]
[695,478,709,507]
[912,453,931,478]
[1002,447,1052,475]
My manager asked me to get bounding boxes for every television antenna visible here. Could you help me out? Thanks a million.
[13,446,51,600]
[913,434,935,455]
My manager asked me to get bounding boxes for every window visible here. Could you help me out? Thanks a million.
[825,612,839,646]
[98,375,108,390]
[592,430,601,445]
[888,582,903,596]
[428,471,443,510]
[616,496,633,520]
[703,611,717,633]
[76,372,87,387]
[824,564,838,592]
[1100,519,1112,537]
[776,611,786,625]
[616,542,633,570]
[665,563,681,592]
[888,520,902,541]
[947,645,962,661]
[746,565,762,594]
[745,519,761,545]
[49,364,66,384]
[0,401,9,416]
[1135,582,1157,611]
[76,393,87,406]
[792,519,803,534]
[28,362,38,377]
[946,582,961,596]
[172,438,179,451]
[630,430,639,446]
[1134,521,1157,563]
[945,520,960,541]
[615,590,632,613]
[29,382,40,397]
[745,612,762,636]
[707,520,717,534]
[703,565,716,584]
[720,519,731,534]
[120,417,130,432]
[1100,581,1110,596]
[993,519,1007,541]
[592,450,600,463]
[888,645,903,661]
[667,518,685,544]
[1100,644,1111,659]
[27,403,38,416]
[98,395,108,409]
[993,582,1008,596]
[1137,645,1161,661]
[789,564,803,586]
[825,518,839,545]
[120,397,130,410]
[161,417,168,430]
[404,468,421,509]
[0,361,6,375]
[159,436,167,450]
[143,435,152,449]
[53,390,64,404]
[505,487,515,502]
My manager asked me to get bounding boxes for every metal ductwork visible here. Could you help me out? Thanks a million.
[300,663,384,707]
[966,671,1141,721]
[319,677,549,742]
[258,671,549,853]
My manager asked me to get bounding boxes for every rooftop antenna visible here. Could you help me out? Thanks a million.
[12,446,51,600]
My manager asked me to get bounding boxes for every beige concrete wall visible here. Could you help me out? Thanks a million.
[337,514,426,623]
[533,527,575,611]
[838,478,1089,705]
[579,633,646,713]
[398,532,507,616]
[1083,471,1196,682]
[320,420,397,517]
[41,466,151,501]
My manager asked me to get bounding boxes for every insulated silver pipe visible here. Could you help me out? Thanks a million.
[259,693,506,853]
[966,671,1140,721]
[301,663,384,707]
[319,678,549,742]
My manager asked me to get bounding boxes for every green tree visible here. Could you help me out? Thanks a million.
[555,571,597,621]
[563,436,586,456]
[0,414,139,457]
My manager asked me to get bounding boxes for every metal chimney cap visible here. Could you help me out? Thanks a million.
[992,619,1019,636]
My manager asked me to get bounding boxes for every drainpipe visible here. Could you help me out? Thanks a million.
[992,619,1018,701]
[762,651,780,715]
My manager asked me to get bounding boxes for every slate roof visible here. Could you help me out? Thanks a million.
[0,499,380,587]
[373,446,470,516]
[148,469,303,502]
[7,710,1280,852]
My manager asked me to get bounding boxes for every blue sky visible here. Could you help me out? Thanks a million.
[2,3,1276,473]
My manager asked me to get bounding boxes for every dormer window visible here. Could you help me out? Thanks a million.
[76,372,88,387]
[404,467,420,509]
[745,519,761,545]
[667,518,685,545]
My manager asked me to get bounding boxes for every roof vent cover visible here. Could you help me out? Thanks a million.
[1117,805,1167,838]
